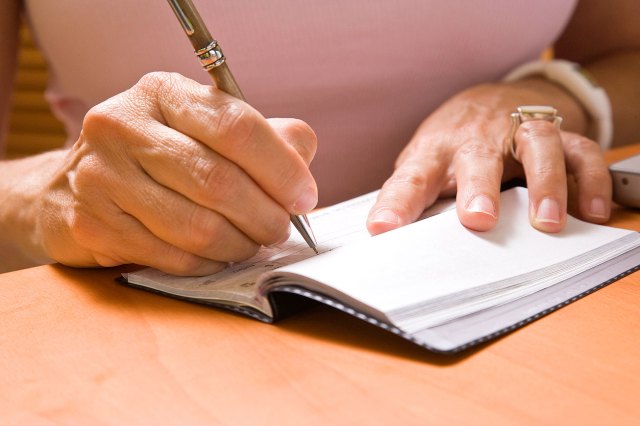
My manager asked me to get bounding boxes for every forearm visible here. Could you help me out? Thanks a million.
[581,50,640,146]
[553,0,640,147]
[0,149,68,272]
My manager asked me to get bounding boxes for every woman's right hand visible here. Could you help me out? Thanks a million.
[31,72,318,276]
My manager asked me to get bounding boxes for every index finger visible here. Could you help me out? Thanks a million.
[136,73,318,215]
[367,144,448,235]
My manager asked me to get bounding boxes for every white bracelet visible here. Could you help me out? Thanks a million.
[503,59,613,150]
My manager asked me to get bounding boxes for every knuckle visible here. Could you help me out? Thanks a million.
[210,100,259,148]
[395,139,445,170]
[375,196,412,221]
[466,173,495,188]
[580,166,611,183]
[184,207,262,262]
[135,71,177,94]
[390,167,429,193]
[457,138,501,161]
[378,169,430,219]
[285,119,318,161]
[456,122,485,140]
[532,163,562,179]
[131,73,165,108]
[73,154,107,191]
[185,208,221,254]
[170,251,209,276]
[136,72,163,90]
[83,93,146,140]
[564,134,600,154]
[67,208,100,251]
[82,103,122,136]
[135,72,186,119]
[519,120,557,139]
[134,72,198,123]
[190,156,236,201]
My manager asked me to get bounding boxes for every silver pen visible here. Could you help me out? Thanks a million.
[167,0,318,253]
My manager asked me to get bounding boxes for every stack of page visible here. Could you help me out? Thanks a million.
[123,187,640,353]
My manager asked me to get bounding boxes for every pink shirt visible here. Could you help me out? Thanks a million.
[23,0,576,205]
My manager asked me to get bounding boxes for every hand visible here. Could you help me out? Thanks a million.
[32,72,318,275]
[367,80,612,235]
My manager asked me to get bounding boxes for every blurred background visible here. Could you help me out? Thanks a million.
[6,22,66,159]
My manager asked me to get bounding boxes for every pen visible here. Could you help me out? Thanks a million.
[167,0,318,253]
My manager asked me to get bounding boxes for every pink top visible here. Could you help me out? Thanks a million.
[23,0,576,205]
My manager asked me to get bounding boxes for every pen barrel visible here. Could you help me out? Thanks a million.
[169,0,213,48]
[168,0,245,101]
[207,62,246,101]
[167,0,317,252]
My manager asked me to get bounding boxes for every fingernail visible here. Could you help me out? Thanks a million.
[371,209,400,225]
[293,186,318,213]
[589,197,608,218]
[466,195,497,218]
[536,198,560,224]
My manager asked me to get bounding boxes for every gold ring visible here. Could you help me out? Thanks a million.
[509,105,563,162]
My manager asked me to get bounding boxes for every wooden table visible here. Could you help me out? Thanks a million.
[1,146,639,425]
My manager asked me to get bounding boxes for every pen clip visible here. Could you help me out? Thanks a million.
[165,0,316,253]
[168,0,195,35]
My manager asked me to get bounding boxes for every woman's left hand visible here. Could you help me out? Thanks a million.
[367,79,612,235]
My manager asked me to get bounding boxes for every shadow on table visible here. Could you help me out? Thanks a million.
[52,263,502,366]
[275,302,499,366]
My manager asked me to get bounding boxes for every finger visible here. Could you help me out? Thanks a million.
[267,118,318,166]
[63,192,228,276]
[70,146,266,263]
[452,138,502,231]
[367,142,448,235]
[515,120,567,233]
[110,169,264,263]
[132,122,291,247]
[132,73,318,214]
[562,132,612,223]
[103,220,229,277]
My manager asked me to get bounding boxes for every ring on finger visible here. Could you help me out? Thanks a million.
[508,105,563,163]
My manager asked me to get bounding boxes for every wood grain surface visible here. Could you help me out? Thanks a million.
[0,145,639,425]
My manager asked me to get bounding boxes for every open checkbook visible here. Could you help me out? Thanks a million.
[122,187,640,353]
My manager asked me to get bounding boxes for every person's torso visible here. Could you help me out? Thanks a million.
[24,0,577,205]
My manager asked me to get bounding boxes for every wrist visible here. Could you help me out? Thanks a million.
[0,150,67,269]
